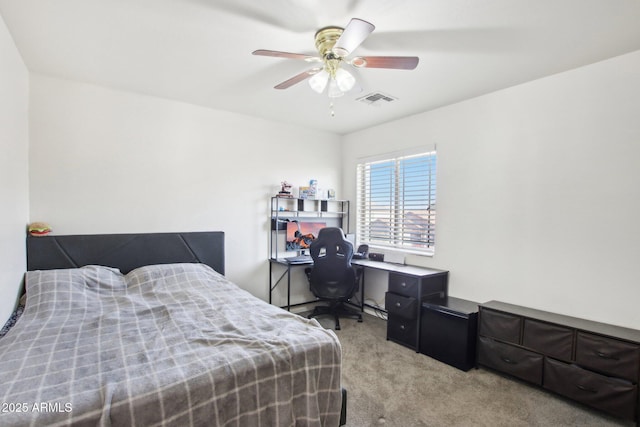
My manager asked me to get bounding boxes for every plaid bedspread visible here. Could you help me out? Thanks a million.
[0,264,342,426]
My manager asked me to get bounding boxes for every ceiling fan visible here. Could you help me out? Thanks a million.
[252,18,419,99]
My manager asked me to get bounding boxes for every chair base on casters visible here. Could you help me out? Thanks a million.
[308,302,363,330]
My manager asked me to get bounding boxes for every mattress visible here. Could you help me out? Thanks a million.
[0,263,342,426]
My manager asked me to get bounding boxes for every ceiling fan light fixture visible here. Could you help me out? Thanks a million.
[308,69,329,93]
[335,68,355,92]
[327,79,345,98]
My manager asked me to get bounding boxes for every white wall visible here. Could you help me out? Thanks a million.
[28,74,342,302]
[0,14,29,323]
[0,17,29,324]
[343,50,640,330]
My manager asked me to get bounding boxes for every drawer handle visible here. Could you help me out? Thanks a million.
[500,356,517,365]
[400,325,405,330]
[594,350,619,361]
[576,384,598,394]
[401,282,407,288]
[396,302,402,308]
[432,308,467,319]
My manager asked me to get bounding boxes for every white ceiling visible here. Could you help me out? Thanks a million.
[2,0,640,135]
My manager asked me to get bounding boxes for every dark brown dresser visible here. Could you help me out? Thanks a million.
[477,301,640,422]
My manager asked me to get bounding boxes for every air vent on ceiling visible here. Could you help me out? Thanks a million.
[357,92,397,106]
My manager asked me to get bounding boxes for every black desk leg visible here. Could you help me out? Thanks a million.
[269,262,272,304]
[287,264,291,311]
[269,262,290,309]
[360,267,365,312]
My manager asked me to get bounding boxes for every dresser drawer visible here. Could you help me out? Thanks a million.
[385,292,418,320]
[387,317,417,348]
[523,319,573,361]
[479,308,521,344]
[575,332,640,382]
[544,358,638,421]
[388,273,419,297]
[477,336,543,385]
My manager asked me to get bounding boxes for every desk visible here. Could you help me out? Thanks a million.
[351,259,448,314]
[352,259,449,351]
[270,257,449,352]
[351,258,445,277]
[268,258,314,311]
[269,258,447,311]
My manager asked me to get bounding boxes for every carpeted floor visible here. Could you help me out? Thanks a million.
[314,313,633,427]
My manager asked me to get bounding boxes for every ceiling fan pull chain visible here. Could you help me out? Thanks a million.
[329,102,335,117]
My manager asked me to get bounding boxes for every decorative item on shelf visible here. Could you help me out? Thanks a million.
[299,186,310,199]
[28,222,52,237]
[309,179,318,199]
[327,189,336,200]
[277,181,293,197]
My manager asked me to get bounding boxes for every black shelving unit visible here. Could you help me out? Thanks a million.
[269,196,349,261]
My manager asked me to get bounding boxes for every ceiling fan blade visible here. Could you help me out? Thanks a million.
[253,49,320,62]
[332,18,375,57]
[274,68,322,89]
[351,56,419,70]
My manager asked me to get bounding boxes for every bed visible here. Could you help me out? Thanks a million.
[0,232,344,426]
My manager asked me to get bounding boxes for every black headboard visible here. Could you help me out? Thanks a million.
[27,232,225,275]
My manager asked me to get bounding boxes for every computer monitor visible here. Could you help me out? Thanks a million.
[285,221,325,252]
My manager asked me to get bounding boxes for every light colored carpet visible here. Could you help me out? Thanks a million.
[314,313,633,427]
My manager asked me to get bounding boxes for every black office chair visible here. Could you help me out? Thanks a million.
[305,227,363,330]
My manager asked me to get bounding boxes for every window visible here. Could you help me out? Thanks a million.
[356,148,436,254]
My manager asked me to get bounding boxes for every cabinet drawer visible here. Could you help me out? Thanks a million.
[388,273,419,297]
[523,319,573,361]
[575,332,640,382]
[385,292,418,320]
[544,358,638,421]
[479,309,521,344]
[387,317,417,348]
[477,336,543,385]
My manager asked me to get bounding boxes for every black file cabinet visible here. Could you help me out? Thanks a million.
[385,270,448,351]
[419,297,479,371]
